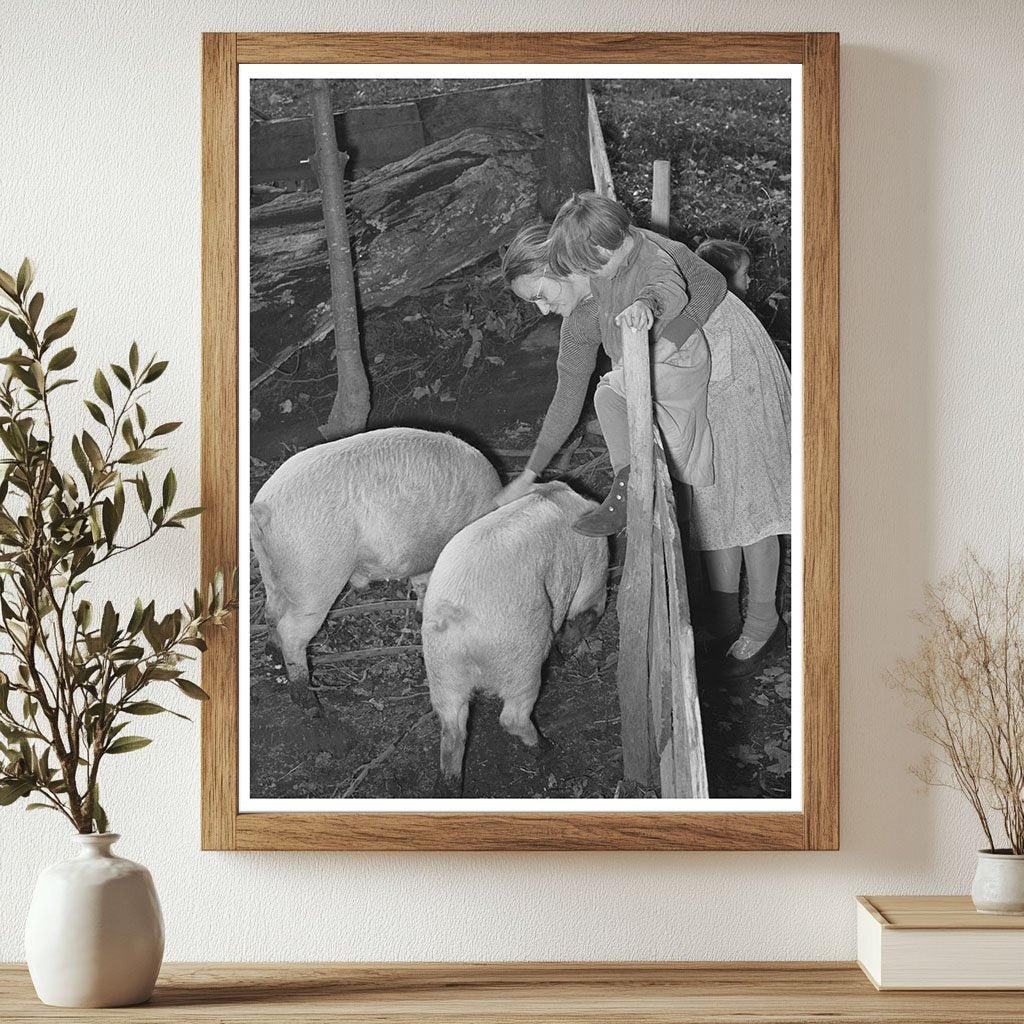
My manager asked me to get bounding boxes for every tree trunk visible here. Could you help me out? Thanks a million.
[537,80,593,219]
[308,80,370,441]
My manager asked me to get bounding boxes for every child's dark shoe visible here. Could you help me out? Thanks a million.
[573,466,630,536]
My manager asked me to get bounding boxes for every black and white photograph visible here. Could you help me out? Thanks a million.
[241,67,801,808]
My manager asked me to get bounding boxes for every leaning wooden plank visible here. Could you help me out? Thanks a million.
[654,444,709,799]
[648,504,672,775]
[586,84,617,201]
[616,323,657,787]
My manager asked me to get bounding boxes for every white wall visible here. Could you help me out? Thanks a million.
[2,0,1022,962]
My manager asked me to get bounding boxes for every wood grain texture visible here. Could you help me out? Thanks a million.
[654,448,709,799]
[200,32,239,852]
[2,962,1022,1023]
[861,895,1024,930]
[586,84,616,201]
[233,811,806,851]
[201,32,840,851]
[235,32,807,65]
[801,32,841,852]
[618,322,657,786]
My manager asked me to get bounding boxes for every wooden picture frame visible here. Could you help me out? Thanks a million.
[201,32,839,851]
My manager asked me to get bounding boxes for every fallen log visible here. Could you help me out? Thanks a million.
[250,127,542,368]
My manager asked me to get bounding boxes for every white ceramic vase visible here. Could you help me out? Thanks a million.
[970,849,1024,915]
[24,833,164,1007]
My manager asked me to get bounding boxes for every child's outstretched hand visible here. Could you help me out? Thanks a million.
[494,470,538,507]
[613,299,655,332]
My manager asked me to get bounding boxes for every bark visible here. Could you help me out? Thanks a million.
[308,80,369,440]
[250,128,541,373]
[537,80,593,219]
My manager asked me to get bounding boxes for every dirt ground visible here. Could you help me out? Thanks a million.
[248,296,792,802]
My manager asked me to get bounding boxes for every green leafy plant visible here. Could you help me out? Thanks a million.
[0,260,236,833]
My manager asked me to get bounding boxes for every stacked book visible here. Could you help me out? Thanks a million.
[857,895,1024,990]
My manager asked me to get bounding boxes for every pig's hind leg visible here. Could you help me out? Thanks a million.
[277,561,354,708]
[431,691,470,787]
[497,656,545,748]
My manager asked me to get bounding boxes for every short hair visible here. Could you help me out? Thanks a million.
[548,192,632,277]
[696,239,751,278]
[501,223,552,286]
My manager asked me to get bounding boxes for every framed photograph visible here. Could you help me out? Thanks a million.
[201,32,838,851]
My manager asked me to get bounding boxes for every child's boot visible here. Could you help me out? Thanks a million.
[574,466,630,536]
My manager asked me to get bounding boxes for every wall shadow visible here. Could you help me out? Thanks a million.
[837,46,936,869]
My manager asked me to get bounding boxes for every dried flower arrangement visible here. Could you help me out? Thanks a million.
[895,552,1024,854]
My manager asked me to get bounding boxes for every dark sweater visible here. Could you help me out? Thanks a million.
[526,231,726,474]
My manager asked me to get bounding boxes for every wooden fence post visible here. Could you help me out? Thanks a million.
[651,160,671,234]
[652,446,709,798]
[617,324,658,787]
[616,321,709,798]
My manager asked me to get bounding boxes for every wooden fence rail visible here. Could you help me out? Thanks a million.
[251,81,544,183]
[616,323,709,798]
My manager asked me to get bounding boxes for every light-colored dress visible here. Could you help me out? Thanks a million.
[689,291,792,551]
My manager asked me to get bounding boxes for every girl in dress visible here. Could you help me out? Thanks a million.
[498,215,725,536]
[501,196,791,677]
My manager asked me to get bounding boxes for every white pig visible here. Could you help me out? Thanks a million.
[250,427,500,704]
[422,482,608,787]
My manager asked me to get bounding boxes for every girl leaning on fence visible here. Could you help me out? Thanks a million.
[498,194,792,678]
[498,201,726,538]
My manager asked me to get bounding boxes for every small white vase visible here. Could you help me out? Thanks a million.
[970,849,1024,915]
[25,833,164,1007]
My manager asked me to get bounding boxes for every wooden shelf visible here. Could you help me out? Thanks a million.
[3,962,1024,1022]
